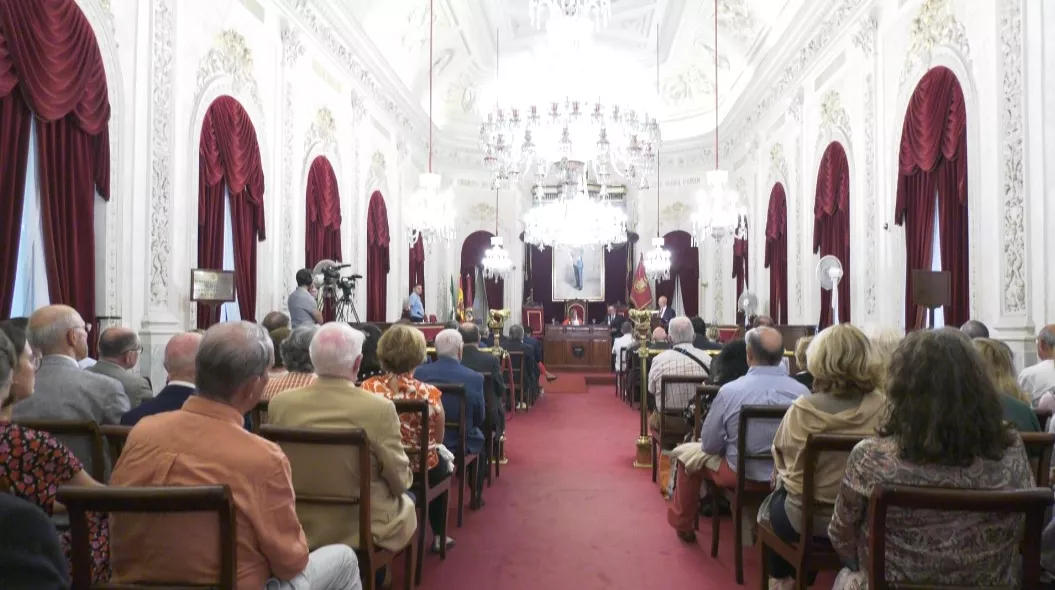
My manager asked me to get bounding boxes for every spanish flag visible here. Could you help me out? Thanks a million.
[630,254,653,309]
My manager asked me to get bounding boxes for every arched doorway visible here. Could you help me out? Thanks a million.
[366,190,390,322]
[654,230,699,317]
[461,230,503,315]
[895,66,969,330]
[813,141,851,327]
[765,183,788,324]
[306,155,342,322]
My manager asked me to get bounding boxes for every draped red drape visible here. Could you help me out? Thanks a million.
[0,0,111,327]
[813,142,851,327]
[895,66,969,329]
[732,215,749,325]
[305,155,341,323]
[764,183,789,324]
[461,231,503,310]
[409,235,425,307]
[654,230,699,317]
[366,191,390,322]
[196,96,266,329]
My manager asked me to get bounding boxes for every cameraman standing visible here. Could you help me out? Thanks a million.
[289,268,323,328]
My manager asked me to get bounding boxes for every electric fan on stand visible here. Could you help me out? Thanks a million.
[816,255,844,325]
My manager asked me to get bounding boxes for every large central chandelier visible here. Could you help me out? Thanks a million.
[522,161,627,250]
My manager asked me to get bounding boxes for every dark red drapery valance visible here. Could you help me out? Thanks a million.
[895,66,969,329]
[0,0,110,328]
[654,230,699,317]
[461,231,503,311]
[409,235,425,307]
[732,216,749,325]
[366,191,390,322]
[305,155,342,267]
[196,96,266,328]
[764,183,788,324]
[813,142,851,327]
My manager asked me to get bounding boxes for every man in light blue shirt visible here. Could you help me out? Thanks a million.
[408,284,424,322]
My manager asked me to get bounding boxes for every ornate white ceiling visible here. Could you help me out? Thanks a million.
[332,0,801,141]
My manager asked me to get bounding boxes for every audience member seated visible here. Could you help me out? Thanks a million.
[630,327,670,355]
[0,492,70,590]
[667,326,808,543]
[109,321,361,589]
[443,320,459,330]
[479,323,494,348]
[262,326,318,402]
[762,324,887,589]
[459,322,507,433]
[268,327,292,378]
[792,336,813,390]
[647,317,712,441]
[268,323,417,554]
[415,329,488,496]
[356,324,385,383]
[524,325,556,383]
[87,326,154,408]
[691,316,722,350]
[960,318,990,339]
[1020,324,1055,405]
[13,305,129,470]
[612,322,635,371]
[261,310,291,332]
[973,338,1041,432]
[121,332,203,426]
[361,325,454,553]
[0,329,109,583]
[861,324,902,389]
[710,339,750,387]
[829,329,1034,588]
[751,315,775,328]
[0,322,37,409]
[502,325,541,401]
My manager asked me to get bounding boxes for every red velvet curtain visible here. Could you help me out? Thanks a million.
[461,231,503,310]
[895,66,969,329]
[409,235,425,306]
[732,215,749,325]
[0,0,111,326]
[366,190,390,322]
[813,142,851,327]
[196,96,266,328]
[764,183,788,324]
[305,155,341,323]
[654,230,699,317]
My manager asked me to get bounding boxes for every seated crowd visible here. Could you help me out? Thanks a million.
[0,303,532,589]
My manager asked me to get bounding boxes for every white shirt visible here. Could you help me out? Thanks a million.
[1019,359,1055,405]
[611,333,636,371]
[78,357,97,369]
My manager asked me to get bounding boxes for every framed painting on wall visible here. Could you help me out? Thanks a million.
[552,245,605,301]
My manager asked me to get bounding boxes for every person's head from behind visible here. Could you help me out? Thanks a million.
[714,339,749,385]
[310,323,365,381]
[98,326,142,369]
[195,321,272,413]
[164,331,203,384]
[508,324,525,343]
[651,327,667,342]
[261,311,290,332]
[860,325,902,378]
[690,316,707,337]
[268,327,291,370]
[706,326,719,341]
[620,321,633,336]
[973,338,1030,405]
[377,324,427,374]
[435,329,464,362]
[0,326,28,412]
[807,325,879,397]
[282,326,317,374]
[882,329,1013,467]
[459,322,481,346]
[28,305,90,361]
[960,319,989,340]
[295,268,313,288]
[751,315,775,328]
[1036,324,1055,361]
[745,326,784,367]
[794,336,813,373]
[443,320,459,330]
[668,317,695,346]
[357,324,383,373]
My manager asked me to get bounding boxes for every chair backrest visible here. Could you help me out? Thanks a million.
[257,426,373,553]
[658,374,710,413]
[799,434,867,539]
[1019,432,1055,487]
[867,484,1052,590]
[99,424,132,467]
[16,419,107,481]
[736,405,790,489]
[692,384,722,440]
[248,400,269,433]
[434,383,468,454]
[506,350,525,393]
[392,399,430,475]
[1033,408,1052,432]
[57,485,236,590]
[475,372,495,430]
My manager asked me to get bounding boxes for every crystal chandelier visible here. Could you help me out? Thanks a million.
[482,188,512,279]
[644,237,671,281]
[691,0,746,245]
[521,161,627,250]
[406,0,455,247]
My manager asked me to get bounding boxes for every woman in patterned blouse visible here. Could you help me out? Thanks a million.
[0,325,111,583]
[829,329,1033,589]
[262,325,318,402]
[361,324,454,552]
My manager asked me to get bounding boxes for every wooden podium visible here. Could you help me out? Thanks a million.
[542,325,610,371]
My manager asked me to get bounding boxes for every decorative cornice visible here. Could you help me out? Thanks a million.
[817,89,852,148]
[196,30,264,116]
[900,0,971,88]
[148,0,174,310]
[852,16,878,58]
[280,21,305,67]
[1000,0,1026,314]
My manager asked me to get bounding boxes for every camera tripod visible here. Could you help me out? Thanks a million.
[317,283,361,323]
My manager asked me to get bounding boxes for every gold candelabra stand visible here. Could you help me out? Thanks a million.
[487,308,511,464]
[628,308,654,468]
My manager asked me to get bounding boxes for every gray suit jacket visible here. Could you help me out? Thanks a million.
[87,360,153,408]
[12,356,130,477]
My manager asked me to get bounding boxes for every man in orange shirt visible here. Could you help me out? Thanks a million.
[109,321,361,589]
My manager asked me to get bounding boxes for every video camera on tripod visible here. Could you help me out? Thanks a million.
[311,259,362,322]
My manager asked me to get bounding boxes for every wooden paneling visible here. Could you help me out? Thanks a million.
[543,325,611,371]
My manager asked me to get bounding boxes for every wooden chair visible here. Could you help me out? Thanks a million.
[16,419,107,481]
[707,404,789,585]
[474,372,503,485]
[1034,408,1052,431]
[867,484,1053,589]
[692,385,722,441]
[258,426,415,590]
[434,383,481,527]
[57,485,237,590]
[758,434,866,590]
[1019,432,1054,487]
[651,375,710,483]
[99,424,132,466]
[507,350,529,412]
[249,400,269,433]
[392,399,450,586]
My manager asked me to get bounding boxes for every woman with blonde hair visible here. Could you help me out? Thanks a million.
[763,324,887,589]
[861,324,902,387]
[973,338,1040,432]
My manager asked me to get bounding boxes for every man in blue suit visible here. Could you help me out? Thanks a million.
[414,329,488,498]
[121,332,202,426]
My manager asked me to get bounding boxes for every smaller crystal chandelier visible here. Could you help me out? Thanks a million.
[406,0,455,247]
[644,236,671,281]
[482,188,512,279]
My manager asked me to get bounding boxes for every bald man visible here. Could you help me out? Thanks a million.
[87,326,153,408]
[1020,324,1055,404]
[121,332,203,426]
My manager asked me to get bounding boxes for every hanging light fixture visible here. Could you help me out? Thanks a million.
[643,23,670,282]
[406,0,455,247]
[482,187,512,279]
[691,0,746,245]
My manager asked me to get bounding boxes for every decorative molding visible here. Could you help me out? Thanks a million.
[365,151,389,197]
[863,72,877,317]
[280,21,305,67]
[148,0,174,310]
[280,26,304,311]
[851,16,878,58]
[195,30,264,116]
[1000,0,1026,314]
[793,133,804,316]
[769,143,789,186]
[788,90,804,124]
[659,201,694,230]
[714,245,725,324]
[900,0,972,89]
[465,203,507,235]
[817,89,852,148]
[350,90,367,125]
[304,107,340,156]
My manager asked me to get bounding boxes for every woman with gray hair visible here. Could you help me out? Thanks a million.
[262,325,318,402]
